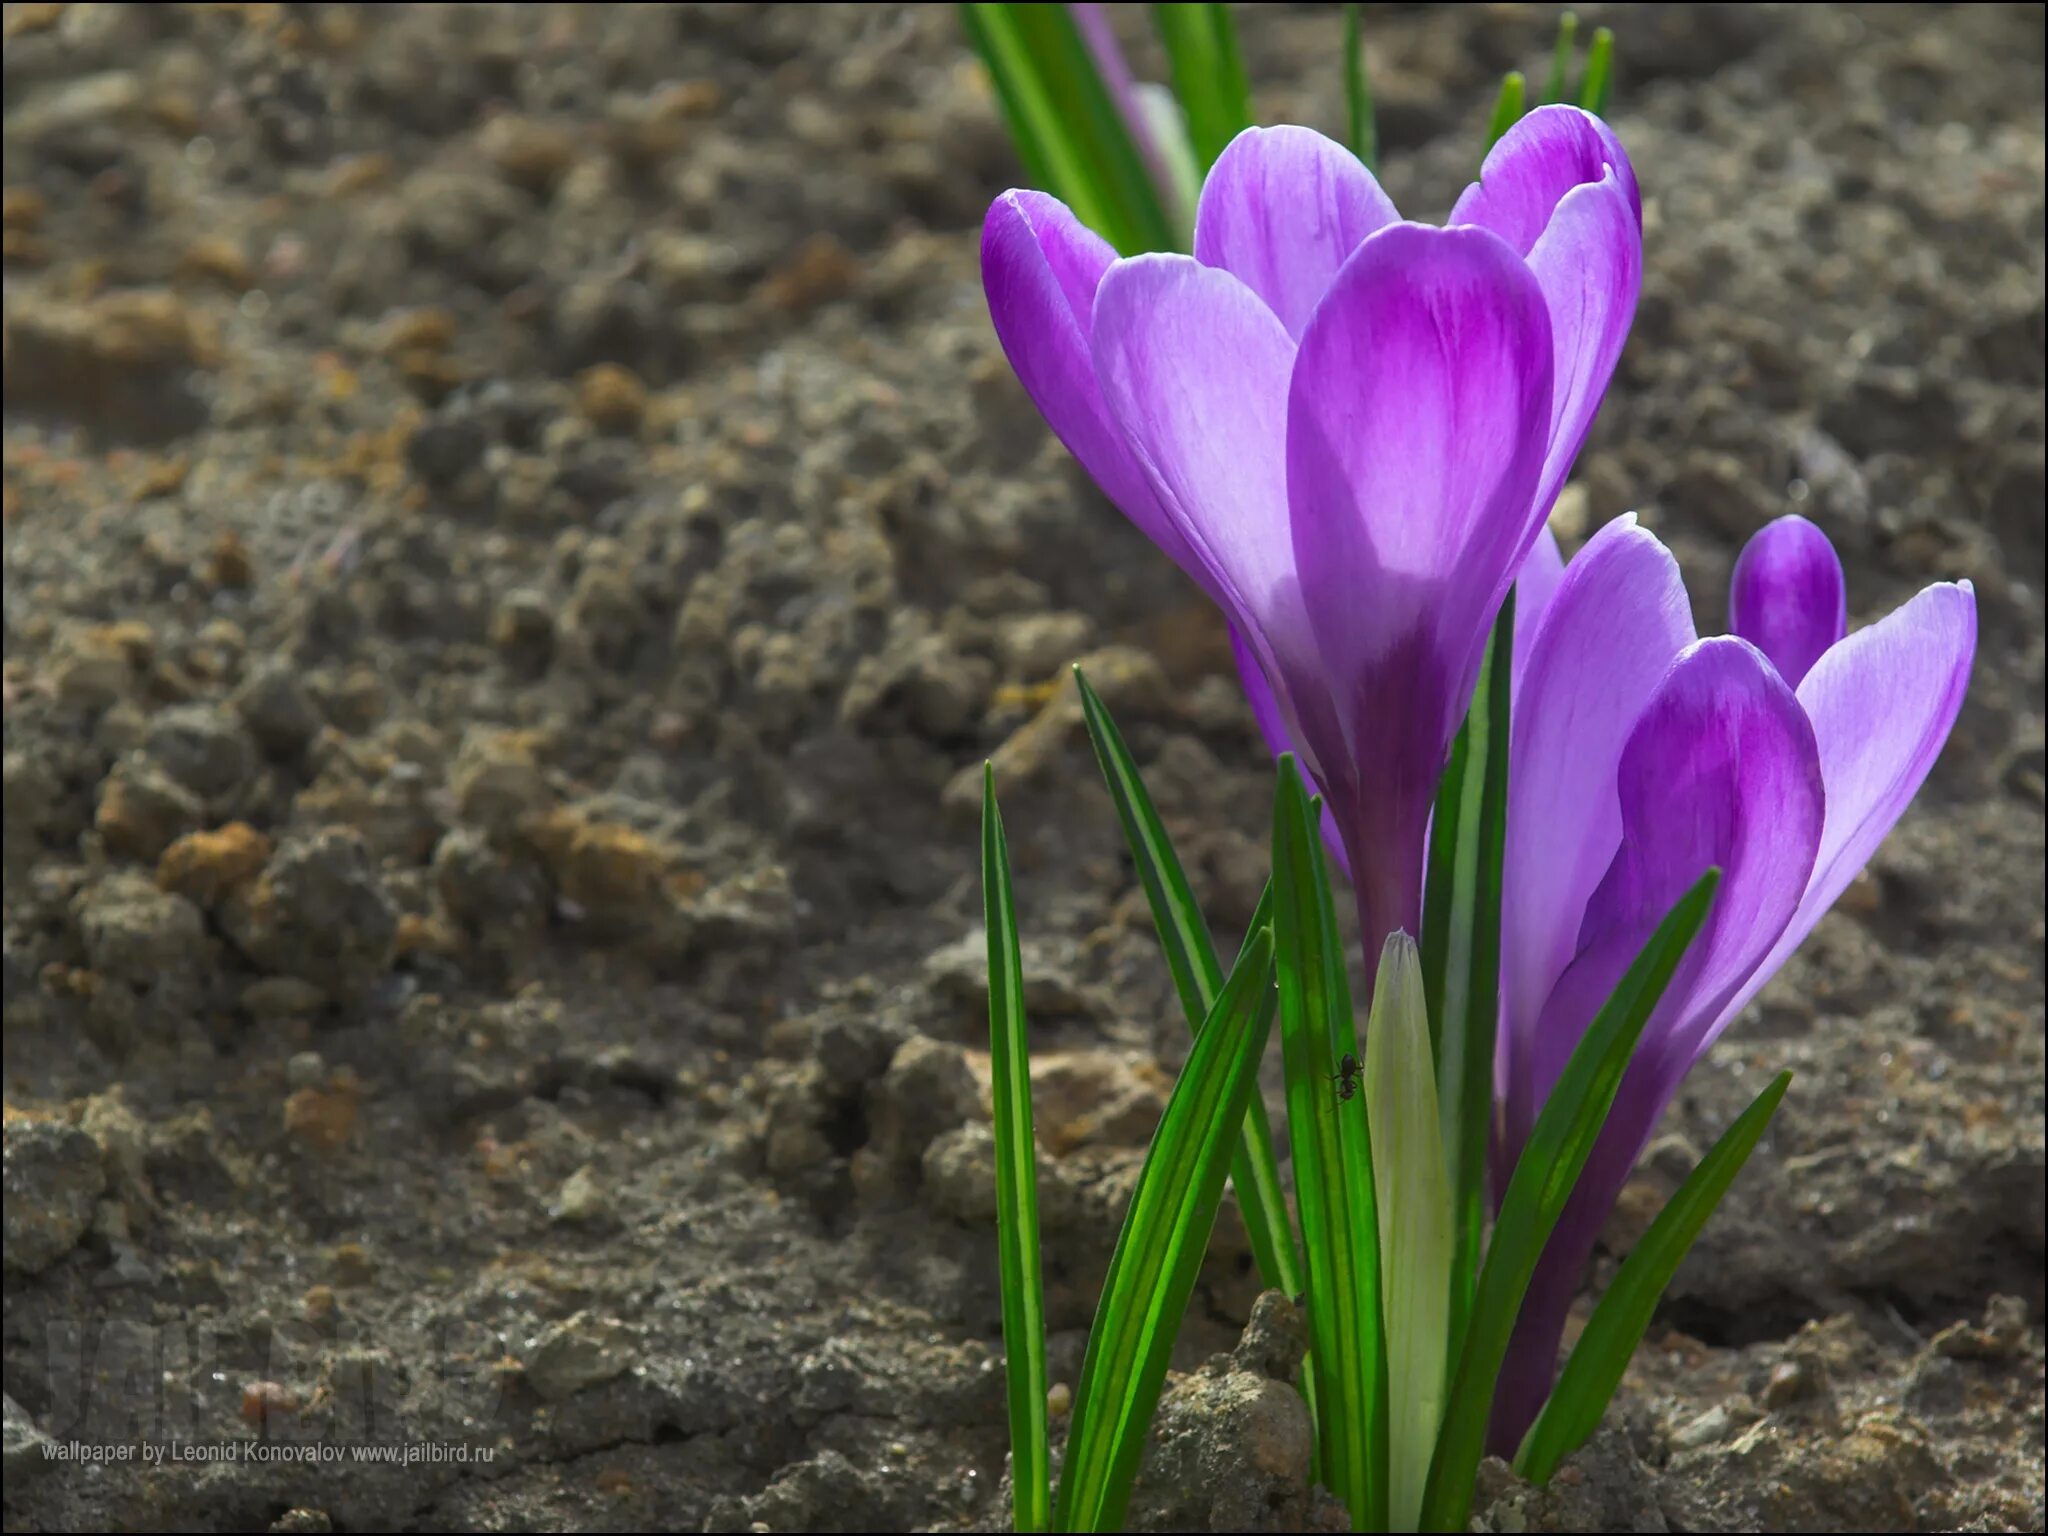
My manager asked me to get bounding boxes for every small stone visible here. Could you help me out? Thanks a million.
[3,1116,107,1274]
[1046,1381,1072,1417]
[96,754,203,860]
[996,612,1092,680]
[283,1082,358,1152]
[553,1164,609,1224]
[864,1035,978,1172]
[240,1380,298,1427]
[451,729,552,834]
[286,1052,327,1090]
[233,661,322,757]
[525,806,668,919]
[220,830,399,1003]
[1232,1291,1310,1383]
[576,363,647,434]
[71,873,204,988]
[523,1313,634,1402]
[330,1242,376,1287]
[479,113,578,192]
[1761,1355,1827,1410]
[156,822,273,907]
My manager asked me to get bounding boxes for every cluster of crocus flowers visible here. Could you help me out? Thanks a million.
[981,100,1974,1482]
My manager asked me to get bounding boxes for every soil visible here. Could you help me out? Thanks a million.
[2,3,2042,1532]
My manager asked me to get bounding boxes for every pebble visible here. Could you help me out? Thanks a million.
[96,754,203,861]
[3,1117,106,1274]
[523,1313,634,1402]
[143,702,256,801]
[221,830,399,1003]
[156,822,273,907]
[71,873,204,988]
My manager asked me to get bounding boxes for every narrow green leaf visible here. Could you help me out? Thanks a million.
[1578,26,1615,116]
[1515,1070,1792,1484]
[1484,70,1527,154]
[1542,11,1579,105]
[1053,925,1279,1533]
[1273,757,1388,1532]
[1364,932,1451,1532]
[1150,2,1254,172]
[1422,594,1516,1382]
[1419,869,1722,1533]
[962,3,1178,254]
[983,766,1051,1533]
[1073,667,1303,1302]
[1343,3,1377,171]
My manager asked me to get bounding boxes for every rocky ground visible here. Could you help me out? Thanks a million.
[2,3,2042,1531]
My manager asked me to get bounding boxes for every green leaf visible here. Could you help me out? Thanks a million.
[1343,3,1377,171]
[1578,26,1615,116]
[1542,11,1580,105]
[1273,757,1388,1532]
[1073,667,1303,1302]
[983,766,1051,1533]
[1420,593,1515,1384]
[1364,932,1451,1531]
[1515,1070,1792,1484]
[962,3,1178,255]
[1419,868,1722,1533]
[1053,923,1279,1533]
[1483,69,1527,154]
[1150,3,1254,173]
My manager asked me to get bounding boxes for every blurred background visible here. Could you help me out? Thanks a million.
[3,5,2042,1532]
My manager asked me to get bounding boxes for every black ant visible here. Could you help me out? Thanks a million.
[1328,1053,1361,1103]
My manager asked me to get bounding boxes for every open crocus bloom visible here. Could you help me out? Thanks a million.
[1489,512,1977,1453]
[982,105,1642,962]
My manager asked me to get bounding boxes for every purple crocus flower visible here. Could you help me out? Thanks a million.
[982,106,1642,960]
[1489,511,1977,1453]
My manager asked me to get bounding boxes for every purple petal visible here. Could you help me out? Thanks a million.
[1713,580,1977,1034]
[1491,636,1824,1455]
[1510,522,1567,693]
[981,192,1210,593]
[1089,254,1304,672]
[1231,625,1353,882]
[1194,125,1400,340]
[1729,514,1848,688]
[1498,517,1694,1130]
[1285,221,1553,947]
[1069,4,1175,216]
[1449,104,1641,257]
[1523,174,1641,525]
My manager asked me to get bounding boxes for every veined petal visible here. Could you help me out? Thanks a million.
[1286,220,1553,946]
[1510,522,1567,693]
[1449,103,1641,257]
[1091,254,1302,663]
[1523,173,1641,525]
[1489,636,1824,1455]
[1194,124,1400,340]
[1499,517,1694,1127]
[1715,579,1977,1033]
[1729,514,1849,688]
[982,192,1211,591]
[1231,625,1352,882]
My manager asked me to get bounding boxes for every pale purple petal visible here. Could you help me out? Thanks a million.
[1090,254,1303,671]
[1729,514,1848,688]
[982,192,1210,591]
[1498,517,1694,1129]
[1285,221,1553,947]
[1231,625,1352,882]
[1449,103,1641,257]
[1713,579,1977,1034]
[1510,523,1567,693]
[1522,173,1641,524]
[1194,125,1400,339]
[1491,636,1824,1455]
